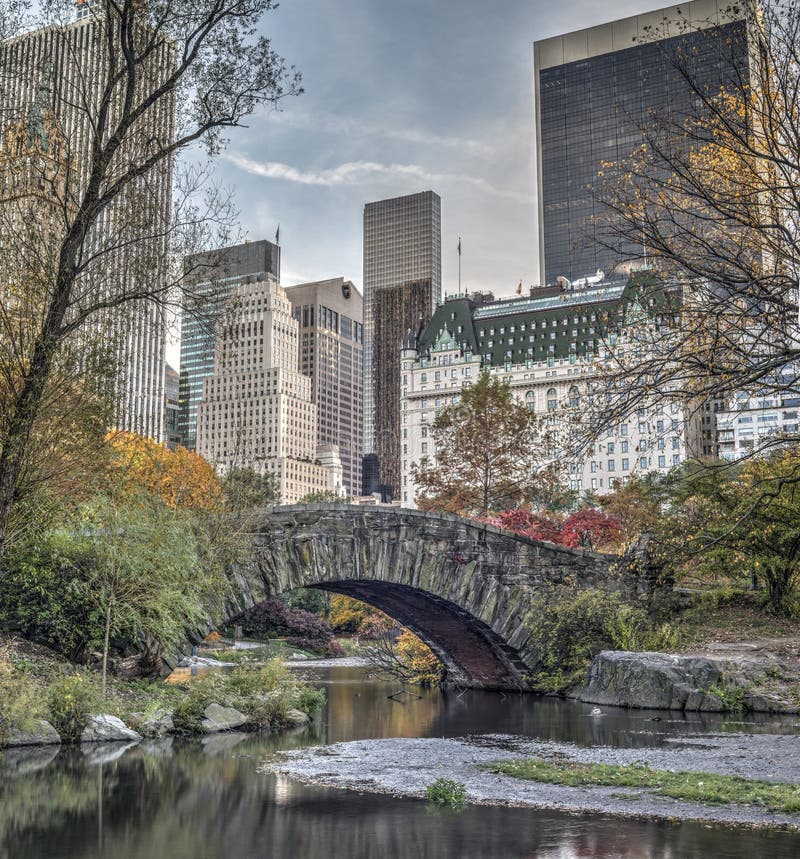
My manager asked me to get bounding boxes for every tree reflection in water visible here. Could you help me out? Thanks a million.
[1,667,798,859]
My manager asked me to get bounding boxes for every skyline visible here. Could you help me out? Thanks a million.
[166,0,685,367]
[199,1,677,287]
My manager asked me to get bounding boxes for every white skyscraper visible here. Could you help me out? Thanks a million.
[196,275,343,504]
[0,6,175,439]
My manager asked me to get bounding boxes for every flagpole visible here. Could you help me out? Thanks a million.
[458,237,462,295]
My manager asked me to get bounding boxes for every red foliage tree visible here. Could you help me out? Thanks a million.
[483,508,562,544]
[560,509,621,551]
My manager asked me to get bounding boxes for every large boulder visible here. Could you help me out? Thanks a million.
[284,708,310,727]
[81,714,142,743]
[581,651,727,710]
[6,719,61,747]
[201,703,248,733]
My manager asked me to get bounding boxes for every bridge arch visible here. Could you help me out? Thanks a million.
[229,505,615,690]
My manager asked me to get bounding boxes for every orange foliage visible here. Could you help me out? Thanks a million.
[104,432,223,512]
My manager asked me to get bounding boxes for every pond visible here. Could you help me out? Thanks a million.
[1,665,798,859]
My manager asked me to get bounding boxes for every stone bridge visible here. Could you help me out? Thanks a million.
[229,504,617,691]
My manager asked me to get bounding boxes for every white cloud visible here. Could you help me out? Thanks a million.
[224,152,528,202]
[264,108,494,157]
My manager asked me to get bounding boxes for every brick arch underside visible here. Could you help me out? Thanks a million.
[306,580,530,690]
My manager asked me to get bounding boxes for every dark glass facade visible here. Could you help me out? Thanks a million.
[537,19,749,285]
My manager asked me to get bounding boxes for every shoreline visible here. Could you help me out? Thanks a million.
[266,733,800,830]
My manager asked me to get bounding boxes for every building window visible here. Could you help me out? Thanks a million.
[547,388,557,410]
[622,458,629,470]
[568,386,579,408]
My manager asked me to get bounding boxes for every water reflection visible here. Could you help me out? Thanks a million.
[1,666,799,859]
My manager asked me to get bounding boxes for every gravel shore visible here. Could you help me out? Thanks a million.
[266,732,800,830]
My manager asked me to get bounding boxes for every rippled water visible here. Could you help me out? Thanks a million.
[1,665,799,859]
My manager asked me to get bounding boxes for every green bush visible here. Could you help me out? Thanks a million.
[46,674,98,742]
[528,588,680,692]
[172,659,325,734]
[0,649,45,744]
[425,778,467,808]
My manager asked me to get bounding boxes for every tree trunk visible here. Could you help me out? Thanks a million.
[102,601,112,697]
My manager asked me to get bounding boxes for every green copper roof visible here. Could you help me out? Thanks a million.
[414,275,675,366]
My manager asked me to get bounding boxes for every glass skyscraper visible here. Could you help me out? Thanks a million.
[362,190,441,498]
[534,3,751,286]
[179,239,280,450]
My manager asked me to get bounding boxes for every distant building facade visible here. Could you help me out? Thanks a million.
[400,278,695,507]
[717,367,800,461]
[534,3,752,285]
[196,275,343,503]
[285,278,364,498]
[179,239,280,451]
[362,190,441,499]
[164,363,181,450]
[0,9,176,439]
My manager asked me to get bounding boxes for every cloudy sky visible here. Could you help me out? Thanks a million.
[196,0,671,298]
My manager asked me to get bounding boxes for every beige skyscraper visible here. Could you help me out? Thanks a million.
[285,278,363,498]
[0,5,175,440]
[196,275,343,503]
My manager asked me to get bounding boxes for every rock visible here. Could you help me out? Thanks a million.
[178,656,235,669]
[201,703,248,733]
[285,708,310,727]
[6,719,61,747]
[81,715,142,743]
[138,709,175,737]
[581,651,725,710]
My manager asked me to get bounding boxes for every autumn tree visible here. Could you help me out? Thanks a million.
[0,0,302,564]
[589,1,800,468]
[411,372,561,516]
[104,431,223,512]
[483,507,621,552]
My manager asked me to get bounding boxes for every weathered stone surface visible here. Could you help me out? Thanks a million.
[201,703,248,733]
[581,651,726,710]
[6,719,61,747]
[81,715,142,743]
[226,504,616,691]
[285,708,310,727]
[136,709,175,737]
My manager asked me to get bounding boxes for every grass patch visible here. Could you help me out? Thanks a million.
[425,778,467,808]
[488,758,800,814]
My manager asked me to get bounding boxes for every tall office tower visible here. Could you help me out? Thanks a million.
[534,2,752,285]
[0,4,176,440]
[179,239,280,451]
[285,278,364,498]
[196,275,343,504]
[362,190,441,499]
